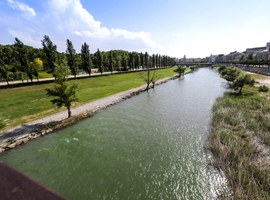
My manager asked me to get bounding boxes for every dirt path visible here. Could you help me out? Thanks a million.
[0,76,176,153]
[246,72,270,87]
[255,79,270,87]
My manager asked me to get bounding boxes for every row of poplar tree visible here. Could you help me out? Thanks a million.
[0,35,176,84]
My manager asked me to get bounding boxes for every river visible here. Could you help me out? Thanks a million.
[1,68,228,199]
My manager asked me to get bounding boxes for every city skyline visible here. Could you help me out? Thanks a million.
[1,0,270,58]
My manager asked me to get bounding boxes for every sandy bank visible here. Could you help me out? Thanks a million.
[246,71,270,87]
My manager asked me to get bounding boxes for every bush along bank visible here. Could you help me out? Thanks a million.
[209,66,270,199]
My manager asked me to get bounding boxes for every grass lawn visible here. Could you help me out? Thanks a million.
[38,71,54,79]
[0,68,176,131]
[209,85,270,199]
[246,72,270,80]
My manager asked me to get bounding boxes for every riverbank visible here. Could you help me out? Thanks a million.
[0,68,176,131]
[209,85,270,199]
[0,73,184,154]
[1,68,226,199]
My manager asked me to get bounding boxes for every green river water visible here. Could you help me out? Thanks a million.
[1,68,228,199]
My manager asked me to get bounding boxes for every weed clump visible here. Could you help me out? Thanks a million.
[258,85,269,92]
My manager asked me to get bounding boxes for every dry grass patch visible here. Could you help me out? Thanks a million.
[209,86,270,199]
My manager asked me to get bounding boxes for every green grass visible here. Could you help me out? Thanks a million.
[0,68,176,131]
[246,72,270,80]
[38,71,54,79]
[209,86,270,199]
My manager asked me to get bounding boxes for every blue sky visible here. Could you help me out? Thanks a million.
[1,0,270,58]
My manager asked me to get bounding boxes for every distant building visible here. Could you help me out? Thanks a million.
[207,42,270,63]
[245,42,270,60]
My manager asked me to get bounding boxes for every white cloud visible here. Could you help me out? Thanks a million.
[7,0,36,17]
[111,29,161,49]
[8,29,41,47]
[2,0,162,54]
[47,0,161,52]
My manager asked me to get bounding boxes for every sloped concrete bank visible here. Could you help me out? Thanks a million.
[0,75,180,154]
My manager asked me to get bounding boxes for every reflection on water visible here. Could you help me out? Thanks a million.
[1,68,228,199]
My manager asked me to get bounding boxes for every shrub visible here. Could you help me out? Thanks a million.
[218,65,226,73]
[221,67,241,84]
[231,73,255,94]
[258,85,269,92]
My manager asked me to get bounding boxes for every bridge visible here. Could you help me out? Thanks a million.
[175,62,214,67]
[176,62,270,76]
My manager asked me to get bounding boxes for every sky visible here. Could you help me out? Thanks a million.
[0,0,270,58]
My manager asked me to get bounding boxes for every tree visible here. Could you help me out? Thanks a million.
[129,52,135,70]
[140,52,158,91]
[14,38,27,66]
[24,63,36,82]
[135,53,141,70]
[66,39,79,78]
[231,73,255,94]
[122,55,128,71]
[149,69,159,88]
[41,35,57,73]
[174,65,185,77]
[31,58,43,81]
[140,69,159,91]
[115,53,121,71]
[155,54,159,68]
[144,52,149,68]
[14,38,34,82]
[46,63,78,118]
[140,52,144,69]
[81,42,92,76]
[108,51,114,74]
[96,49,103,74]
[152,54,156,68]
[0,64,11,85]
[221,66,240,86]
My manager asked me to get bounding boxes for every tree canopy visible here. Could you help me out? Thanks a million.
[46,63,78,118]
[41,35,57,73]
[0,36,176,84]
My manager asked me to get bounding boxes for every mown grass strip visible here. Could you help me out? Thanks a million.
[0,68,176,131]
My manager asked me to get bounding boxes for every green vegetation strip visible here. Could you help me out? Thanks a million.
[0,68,176,131]
[209,86,270,199]
[248,72,270,80]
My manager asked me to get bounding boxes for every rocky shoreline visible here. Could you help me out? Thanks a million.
[0,75,179,154]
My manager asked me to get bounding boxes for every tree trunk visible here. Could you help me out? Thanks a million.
[239,86,243,94]
[67,107,71,118]
[146,83,149,91]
